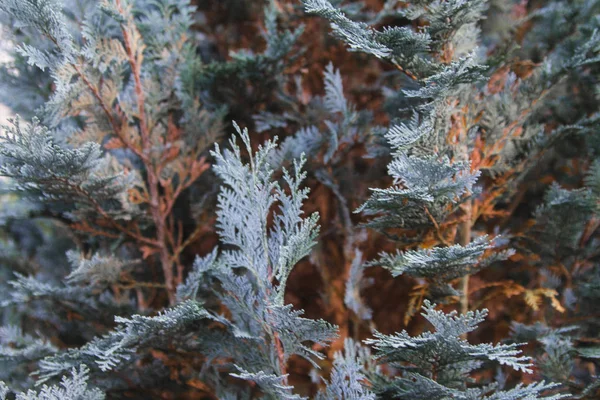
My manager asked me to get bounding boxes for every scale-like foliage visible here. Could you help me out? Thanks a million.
[0,0,599,398]
[211,123,321,303]
[368,236,513,296]
[316,339,376,400]
[3,273,133,324]
[171,125,337,397]
[36,300,211,381]
[263,62,376,168]
[0,366,104,400]
[230,368,304,400]
[305,0,495,312]
[356,155,479,230]
[0,117,136,221]
[364,301,563,399]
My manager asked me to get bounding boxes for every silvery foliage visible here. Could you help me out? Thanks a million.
[0,0,221,211]
[229,369,304,400]
[65,251,136,286]
[0,365,104,400]
[0,0,97,118]
[2,272,133,323]
[0,117,138,222]
[263,62,376,168]
[303,0,487,80]
[175,124,337,398]
[0,326,57,385]
[355,154,479,230]
[304,0,493,295]
[309,301,565,399]
[34,301,211,382]
[316,338,376,400]
[303,0,432,62]
[364,301,565,399]
[211,123,322,305]
[367,235,514,295]
[304,0,600,288]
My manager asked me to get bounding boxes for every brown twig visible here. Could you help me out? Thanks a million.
[71,63,146,160]
[424,206,452,246]
[117,0,177,304]
[45,176,159,247]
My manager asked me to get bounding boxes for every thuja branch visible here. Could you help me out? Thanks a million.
[39,176,159,247]
[115,0,180,304]
[70,64,145,161]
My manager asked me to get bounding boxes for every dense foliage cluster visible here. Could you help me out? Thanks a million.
[0,0,599,398]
